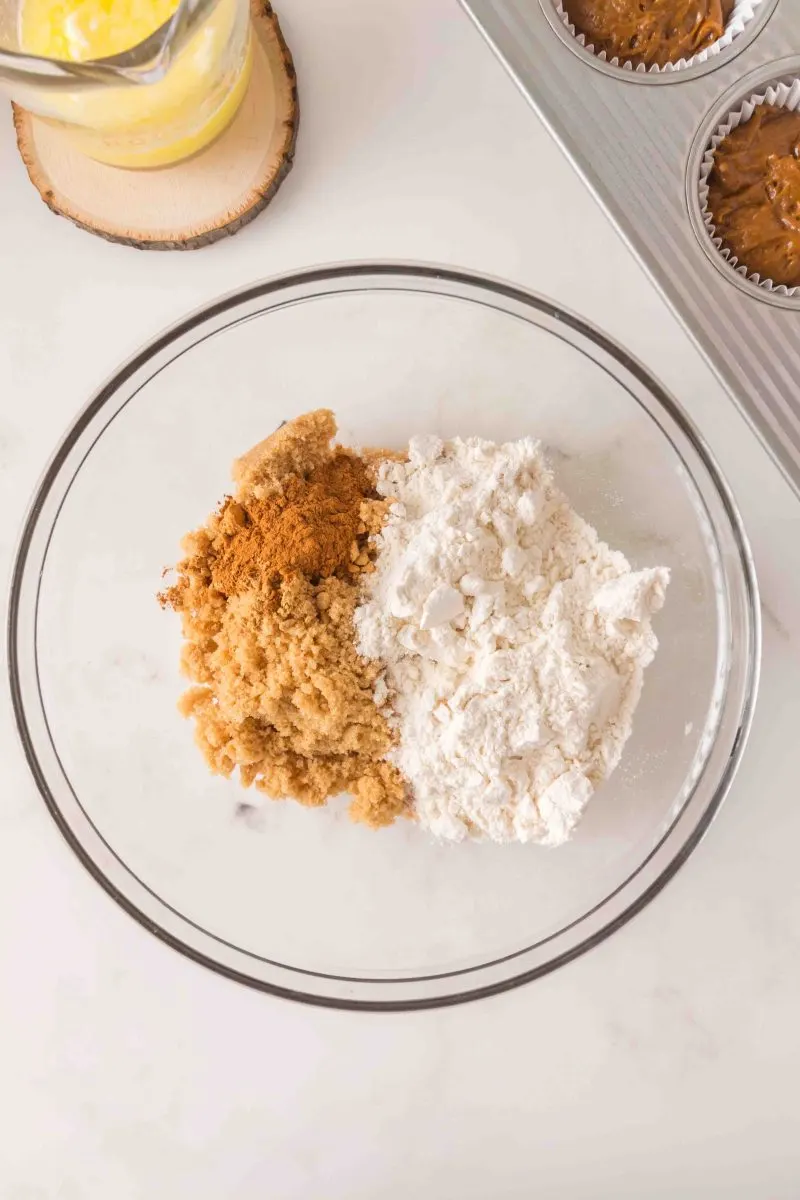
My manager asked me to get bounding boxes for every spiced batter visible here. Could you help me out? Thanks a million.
[564,0,733,67]
[706,104,800,288]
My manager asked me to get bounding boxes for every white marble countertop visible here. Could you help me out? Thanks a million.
[2,0,799,1195]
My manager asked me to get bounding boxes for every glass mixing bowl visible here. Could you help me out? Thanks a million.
[8,264,760,1009]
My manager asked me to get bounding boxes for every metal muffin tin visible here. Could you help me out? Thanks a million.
[461,0,800,494]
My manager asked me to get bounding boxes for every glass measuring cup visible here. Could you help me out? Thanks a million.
[0,0,252,167]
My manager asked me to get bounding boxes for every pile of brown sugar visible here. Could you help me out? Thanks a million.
[159,409,408,828]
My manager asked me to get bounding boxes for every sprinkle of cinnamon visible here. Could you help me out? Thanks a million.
[210,451,375,595]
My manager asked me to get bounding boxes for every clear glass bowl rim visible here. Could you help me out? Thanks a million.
[7,261,761,1010]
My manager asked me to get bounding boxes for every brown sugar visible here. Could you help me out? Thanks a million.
[160,409,408,828]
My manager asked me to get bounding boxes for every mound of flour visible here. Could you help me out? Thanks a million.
[355,434,669,845]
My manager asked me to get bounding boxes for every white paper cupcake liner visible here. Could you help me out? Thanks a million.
[698,78,800,296]
[555,0,764,75]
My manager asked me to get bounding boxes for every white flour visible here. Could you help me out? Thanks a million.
[355,435,669,845]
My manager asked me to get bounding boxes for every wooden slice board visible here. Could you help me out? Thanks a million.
[12,0,298,249]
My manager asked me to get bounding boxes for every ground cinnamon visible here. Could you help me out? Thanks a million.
[210,451,375,596]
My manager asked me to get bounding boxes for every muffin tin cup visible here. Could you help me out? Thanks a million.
[698,77,800,296]
[554,0,765,74]
[463,2,800,491]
